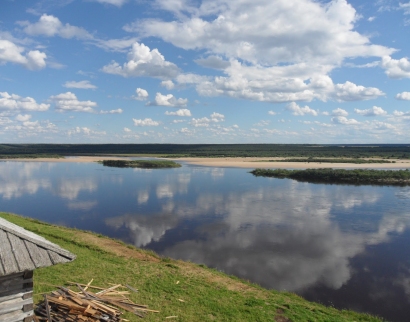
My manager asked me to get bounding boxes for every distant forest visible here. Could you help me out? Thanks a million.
[0,144,409,159]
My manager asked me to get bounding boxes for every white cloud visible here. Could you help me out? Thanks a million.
[0,92,49,111]
[15,114,32,122]
[268,111,277,115]
[210,112,225,122]
[19,14,92,39]
[190,117,211,127]
[161,80,175,90]
[368,16,376,22]
[102,42,180,79]
[63,80,97,89]
[333,81,384,101]
[331,108,349,117]
[165,109,192,116]
[147,92,188,107]
[50,92,97,112]
[90,0,128,6]
[68,127,106,137]
[94,37,138,52]
[393,110,410,117]
[100,108,123,114]
[331,116,360,125]
[124,127,132,132]
[399,2,410,15]
[0,40,47,70]
[134,88,149,101]
[133,118,160,126]
[381,56,410,79]
[354,106,387,117]
[195,56,231,70]
[286,102,318,116]
[396,92,410,100]
[125,0,394,104]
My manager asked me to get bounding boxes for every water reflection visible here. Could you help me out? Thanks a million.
[1,162,410,321]
[0,162,51,199]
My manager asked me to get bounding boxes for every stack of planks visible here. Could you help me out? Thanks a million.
[34,280,159,321]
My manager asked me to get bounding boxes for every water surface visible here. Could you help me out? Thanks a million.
[1,161,410,321]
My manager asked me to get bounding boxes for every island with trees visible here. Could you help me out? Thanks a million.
[101,159,181,169]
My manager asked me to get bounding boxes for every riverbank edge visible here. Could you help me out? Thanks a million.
[1,155,410,169]
[0,212,382,322]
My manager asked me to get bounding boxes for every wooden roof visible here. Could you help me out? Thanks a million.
[0,217,76,277]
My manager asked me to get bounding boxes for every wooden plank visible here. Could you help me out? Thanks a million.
[0,297,33,315]
[0,291,32,303]
[0,287,33,299]
[0,272,23,282]
[0,309,33,322]
[0,218,75,260]
[47,251,64,265]
[24,241,52,268]
[7,233,35,272]
[0,229,19,275]
[0,278,32,295]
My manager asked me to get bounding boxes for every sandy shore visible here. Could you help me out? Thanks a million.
[2,156,410,169]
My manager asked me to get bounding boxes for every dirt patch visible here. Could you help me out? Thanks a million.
[73,231,160,262]
[275,309,291,322]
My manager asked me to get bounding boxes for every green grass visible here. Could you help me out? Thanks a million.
[251,168,410,185]
[0,212,384,321]
[258,158,393,164]
[101,159,181,168]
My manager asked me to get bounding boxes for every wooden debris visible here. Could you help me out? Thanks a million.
[35,281,159,321]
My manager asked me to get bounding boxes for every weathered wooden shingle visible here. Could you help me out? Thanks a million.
[0,217,76,276]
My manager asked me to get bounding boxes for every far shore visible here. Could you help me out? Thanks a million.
[2,156,410,169]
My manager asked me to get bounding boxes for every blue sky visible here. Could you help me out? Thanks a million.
[0,0,409,143]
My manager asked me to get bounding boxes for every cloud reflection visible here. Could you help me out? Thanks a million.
[105,177,410,293]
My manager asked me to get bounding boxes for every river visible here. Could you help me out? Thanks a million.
[1,160,409,321]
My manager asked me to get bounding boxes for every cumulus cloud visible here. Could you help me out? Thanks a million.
[286,102,318,116]
[195,56,231,70]
[19,14,92,39]
[331,116,360,125]
[0,40,47,70]
[381,56,410,79]
[396,92,410,100]
[63,80,97,89]
[0,92,49,111]
[50,92,97,112]
[165,109,191,116]
[100,108,123,114]
[147,92,188,107]
[124,0,393,103]
[210,112,225,122]
[161,80,175,90]
[190,117,211,127]
[268,111,277,115]
[102,42,180,79]
[354,106,387,117]
[124,127,132,132]
[90,0,128,6]
[15,114,32,122]
[133,118,160,126]
[333,81,384,101]
[133,88,149,101]
[331,108,349,117]
[190,112,225,127]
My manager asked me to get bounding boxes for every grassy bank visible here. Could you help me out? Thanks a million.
[0,213,382,322]
[101,159,181,168]
[251,168,410,185]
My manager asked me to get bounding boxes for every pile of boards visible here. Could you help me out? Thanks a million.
[34,280,159,321]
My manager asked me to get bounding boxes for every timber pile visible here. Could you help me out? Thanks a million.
[34,280,159,321]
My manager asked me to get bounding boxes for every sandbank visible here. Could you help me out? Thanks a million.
[2,156,410,169]
[177,157,410,169]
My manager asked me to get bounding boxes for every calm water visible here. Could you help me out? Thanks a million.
[1,161,410,321]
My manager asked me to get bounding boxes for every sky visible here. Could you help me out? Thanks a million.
[0,0,410,144]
